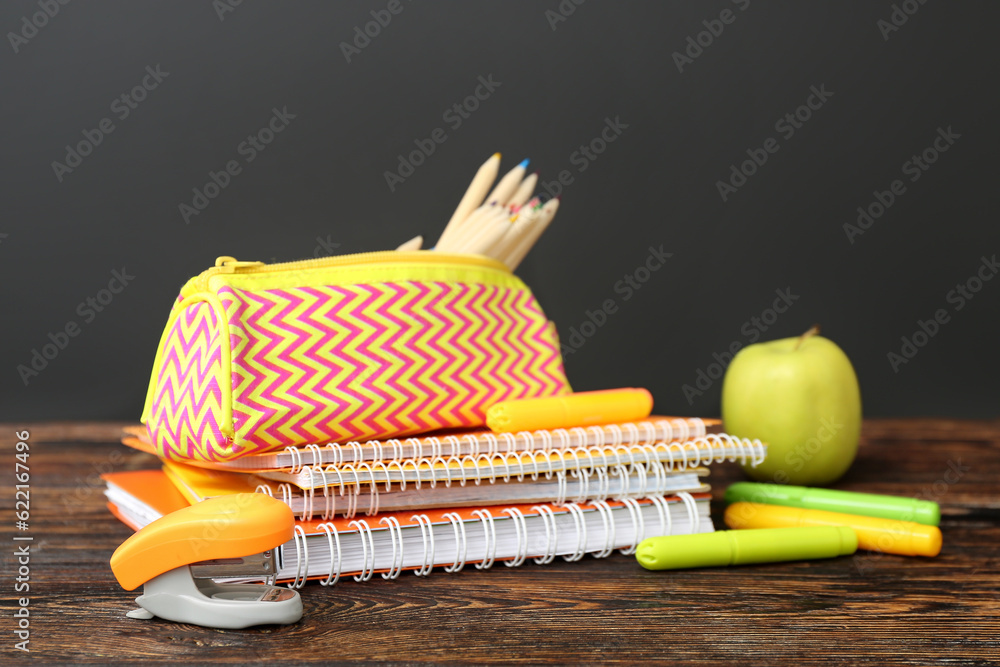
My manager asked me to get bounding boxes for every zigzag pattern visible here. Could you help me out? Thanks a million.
[219,280,569,456]
[147,301,230,461]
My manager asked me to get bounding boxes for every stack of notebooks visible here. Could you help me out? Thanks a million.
[106,417,766,586]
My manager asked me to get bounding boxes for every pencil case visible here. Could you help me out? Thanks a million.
[141,251,570,462]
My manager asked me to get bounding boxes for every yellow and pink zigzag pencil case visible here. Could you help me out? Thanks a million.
[141,251,570,463]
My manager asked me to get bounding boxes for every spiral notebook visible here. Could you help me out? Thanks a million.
[103,469,712,586]
[161,459,711,520]
[251,433,764,491]
[120,416,725,472]
[103,469,189,529]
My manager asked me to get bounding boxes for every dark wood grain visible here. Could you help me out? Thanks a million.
[1,419,998,665]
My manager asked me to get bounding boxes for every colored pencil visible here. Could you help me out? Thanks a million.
[438,153,501,248]
[504,198,559,269]
[429,155,561,269]
[484,158,529,206]
[508,171,539,208]
[396,235,423,251]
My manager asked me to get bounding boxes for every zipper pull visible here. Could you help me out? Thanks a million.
[214,256,266,273]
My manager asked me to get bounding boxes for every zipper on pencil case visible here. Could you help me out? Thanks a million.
[191,250,510,291]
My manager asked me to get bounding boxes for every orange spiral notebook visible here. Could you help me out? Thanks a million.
[103,469,712,586]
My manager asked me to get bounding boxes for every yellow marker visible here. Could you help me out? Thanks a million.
[725,501,942,557]
[486,388,653,433]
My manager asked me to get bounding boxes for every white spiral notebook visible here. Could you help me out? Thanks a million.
[253,433,765,491]
[161,458,711,520]
[275,494,712,587]
[121,416,729,472]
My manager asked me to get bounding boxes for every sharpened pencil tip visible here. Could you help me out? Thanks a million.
[518,158,530,169]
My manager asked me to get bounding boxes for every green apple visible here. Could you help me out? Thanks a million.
[721,326,862,485]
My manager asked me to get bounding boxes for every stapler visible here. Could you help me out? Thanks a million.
[111,493,302,629]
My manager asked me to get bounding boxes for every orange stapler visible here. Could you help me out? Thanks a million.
[111,493,302,629]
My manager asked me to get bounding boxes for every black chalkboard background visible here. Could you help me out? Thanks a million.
[2,0,997,420]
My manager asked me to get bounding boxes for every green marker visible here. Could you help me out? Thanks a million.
[725,482,940,526]
[636,526,857,571]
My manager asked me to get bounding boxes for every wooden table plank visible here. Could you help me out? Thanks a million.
[1,420,997,664]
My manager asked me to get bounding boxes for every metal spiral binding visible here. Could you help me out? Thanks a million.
[591,500,617,558]
[288,524,308,589]
[304,443,323,469]
[612,464,631,498]
[279,417,712,469]
[348,519,375,582]
[463,433,482,457]
[560,503,588,562]
[303,483,315,521]
[617,497,646,555]
[278,483,295,519]
[644,494,673,537]
[554,470,568,505]
[325,442,344,466]
[676,491,700,534]
[302,467,321,519]
[285,445,303,474]
[433,456,451,487]
[442,512,468,573]
[386,438,402,462]
[426,436,442,459]
[379,516,404,580]
[410,513,435,576]
[537,428,553,454]
[402,459,421,490]
[491,432,508,453]
[531,504,559,564]
[407,436,426,458]
[594,461,613,499]
[287,495,703,587]
[356,463,379,515]
[606,423,624,447]
[448,455,468,486]
[553,427,571,450]
[387,459,407,492]
[570,467,589,503]
[638,421,657,443]
[502,507,528,567]
[270,430,759,520]
[471,509,497,569]
[443,435,462,458]
[317,522,343,586]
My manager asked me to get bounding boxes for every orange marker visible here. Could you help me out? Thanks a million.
[486,388,653,433]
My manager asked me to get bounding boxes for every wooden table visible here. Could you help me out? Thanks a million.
[3,419,998,664]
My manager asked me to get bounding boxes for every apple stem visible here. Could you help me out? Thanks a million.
[794,325,821,350]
